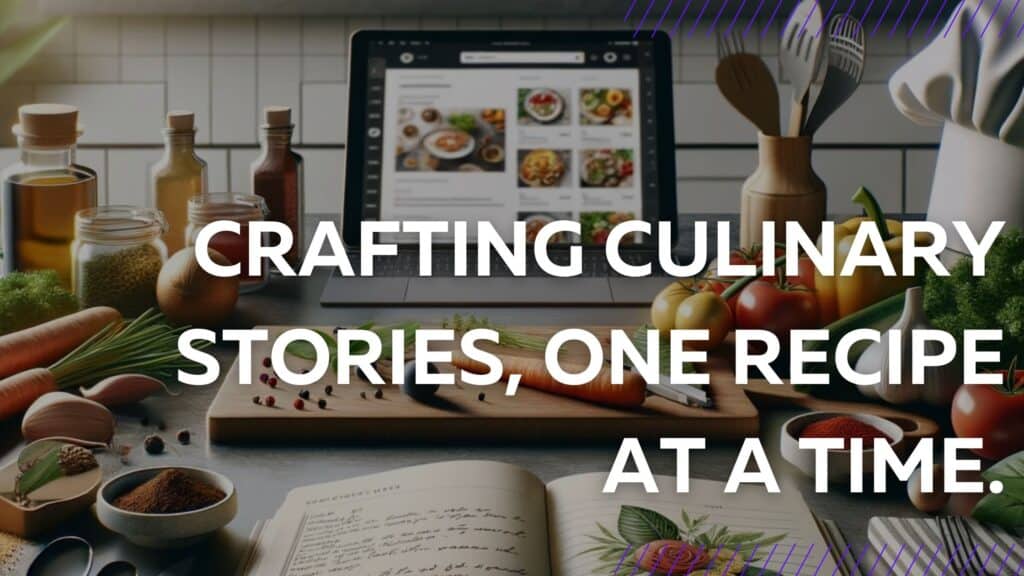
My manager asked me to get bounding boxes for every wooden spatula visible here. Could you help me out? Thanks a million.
[715,29,781,136]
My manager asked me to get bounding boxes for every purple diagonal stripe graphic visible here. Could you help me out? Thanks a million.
[938,544,961,574]
[707,0,732,35]
[929,0,952,34]
[850,542,872,575]
[921,543,946,574]
[818,0,841,36]
[799,0,820,34]
[628,543,651,576]
[725,0,751,34]
[980,0,1005,37]
[757,543,779,575]
[633,0,658,38]
[762,0,787,36]
[883,543,906,576]
[719,546,743,575]
[958,544,981,576]
[744,0,769,35]
[860,0,879,24]
[871,0,896,35]
[812,544,833,576]
[652,0,676,38]
[613,544,633,575]
[846,0,859,14]
[904,543,926,573]
[944,0,968,37]
[995,543,1018,575]
[669,0,696,36]
[777,544,798,574]
[981,542,1000,572]
[740,544,762,576]
[704,544,726,573]
[682,545,707,575]
[688,0,714,36]
[962,0,986,37]
[795,543,816,576]
[889,0,914,36]
[1001,0,1022,35]
[907,0,932,37]
[829,544,852,576]
[624,0,640,21]
[868,543,888,575]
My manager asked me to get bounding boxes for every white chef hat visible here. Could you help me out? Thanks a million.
[890,0,1024,254]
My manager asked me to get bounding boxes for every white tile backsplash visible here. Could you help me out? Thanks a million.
[258,17,302,55]
[74,17,119,56]
[212,16,256,55]
[166,16,210,56]
[120,16,164,56]
[35,84,164,144]
[257,56,302,141]
[10,13,942,214]
[301,83,347,144]
[211,56,257,143]
[166,56,211,144]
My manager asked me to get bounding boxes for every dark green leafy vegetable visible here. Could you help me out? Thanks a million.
[924,229,1024,368]
[0,271,79,335]
[971,450,1024,531]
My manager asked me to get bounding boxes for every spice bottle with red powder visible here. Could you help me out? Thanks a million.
[251,106,303,268]
[186,193,269,293]
[800,415,890,449]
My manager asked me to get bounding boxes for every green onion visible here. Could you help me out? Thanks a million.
[442,314,547,352]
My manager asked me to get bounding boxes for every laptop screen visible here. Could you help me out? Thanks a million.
[352,33,670,246]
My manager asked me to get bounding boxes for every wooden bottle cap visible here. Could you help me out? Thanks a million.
[263,106,292,128]
[12,103,82,146]
[167,110,195,131]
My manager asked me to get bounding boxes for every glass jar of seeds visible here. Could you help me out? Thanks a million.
[72,206,168,317]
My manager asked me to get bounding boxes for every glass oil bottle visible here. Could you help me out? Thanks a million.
[1,104,97,288]
[152,110,207,255]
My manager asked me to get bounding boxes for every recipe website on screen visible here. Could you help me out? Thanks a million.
[366,39,655,244]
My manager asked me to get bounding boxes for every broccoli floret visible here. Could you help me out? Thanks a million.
[0,271,79,334]
[924,229,1024,367]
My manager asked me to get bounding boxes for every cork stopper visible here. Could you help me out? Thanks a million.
[166,110,195,131]
[12,103,82,146]
[262,106,292,128]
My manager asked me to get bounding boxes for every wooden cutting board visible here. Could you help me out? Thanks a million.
[207,326,760,443]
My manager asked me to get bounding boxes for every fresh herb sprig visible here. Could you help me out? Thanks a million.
[443,314,547,352]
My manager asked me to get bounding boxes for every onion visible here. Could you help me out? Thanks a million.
[157,248,239,326]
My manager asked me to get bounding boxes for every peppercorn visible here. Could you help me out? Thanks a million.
[374,389,383,399]
[268,377,278,388]
[299,389,310,400]
[262,357,272,368]
[318,398,327,409]
[252,395,261,405]
[259,373,269,383]
[360,392,367,399]
[177,429,191,445]
[325,385,333,396]
[293,398,304,410]
[265,395,276,407]
[143,435,165,455]
[478,392,486,402]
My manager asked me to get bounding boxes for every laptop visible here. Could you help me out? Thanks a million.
[321,30,678,306]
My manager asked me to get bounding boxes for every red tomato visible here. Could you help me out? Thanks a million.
[734,280,820,340]
[951,369,1024,461]
[705,245,817,316]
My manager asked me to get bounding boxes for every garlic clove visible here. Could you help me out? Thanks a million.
[81,374,169,407]
[22,392,115,445]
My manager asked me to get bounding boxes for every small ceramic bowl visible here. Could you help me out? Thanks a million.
[780,411,906,483]
[96,466,237,548]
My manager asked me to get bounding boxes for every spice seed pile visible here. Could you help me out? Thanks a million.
[78,244,163,316]
[113,469,225,514]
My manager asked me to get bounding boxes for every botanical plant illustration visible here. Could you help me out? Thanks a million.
[580,505,787,575]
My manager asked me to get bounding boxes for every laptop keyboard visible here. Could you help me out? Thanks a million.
[346,251,676,277]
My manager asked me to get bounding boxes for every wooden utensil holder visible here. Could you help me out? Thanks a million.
[740,133,826,248]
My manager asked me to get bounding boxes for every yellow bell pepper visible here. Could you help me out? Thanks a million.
[816,187,920,325]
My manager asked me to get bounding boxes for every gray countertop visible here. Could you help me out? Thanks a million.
[2,215,927,575]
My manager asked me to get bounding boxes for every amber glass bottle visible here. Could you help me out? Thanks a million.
[251,106,303,267]
[1,104,97,288]
[152,111,207,255]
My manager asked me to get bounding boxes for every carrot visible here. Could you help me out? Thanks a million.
[452,352,647,408]
[0,368,58,420]
[0,306,121,380]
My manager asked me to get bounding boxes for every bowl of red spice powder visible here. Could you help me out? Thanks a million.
[780,412,905,482]
[96,466,236,548]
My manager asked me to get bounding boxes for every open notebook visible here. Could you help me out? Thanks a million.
[239,460,837,575]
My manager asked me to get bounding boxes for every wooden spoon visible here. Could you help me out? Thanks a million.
[716,29,781,136]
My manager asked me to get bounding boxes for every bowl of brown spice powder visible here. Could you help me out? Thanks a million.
[96,466,236,548]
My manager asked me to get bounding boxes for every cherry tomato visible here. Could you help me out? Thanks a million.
[734,281,819,341]
[951,368,1024,460]
[650,280,700,333]
[674,291,733,351]
[705,246,816,314]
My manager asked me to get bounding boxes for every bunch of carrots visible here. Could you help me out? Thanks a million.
[0,307,199,421]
